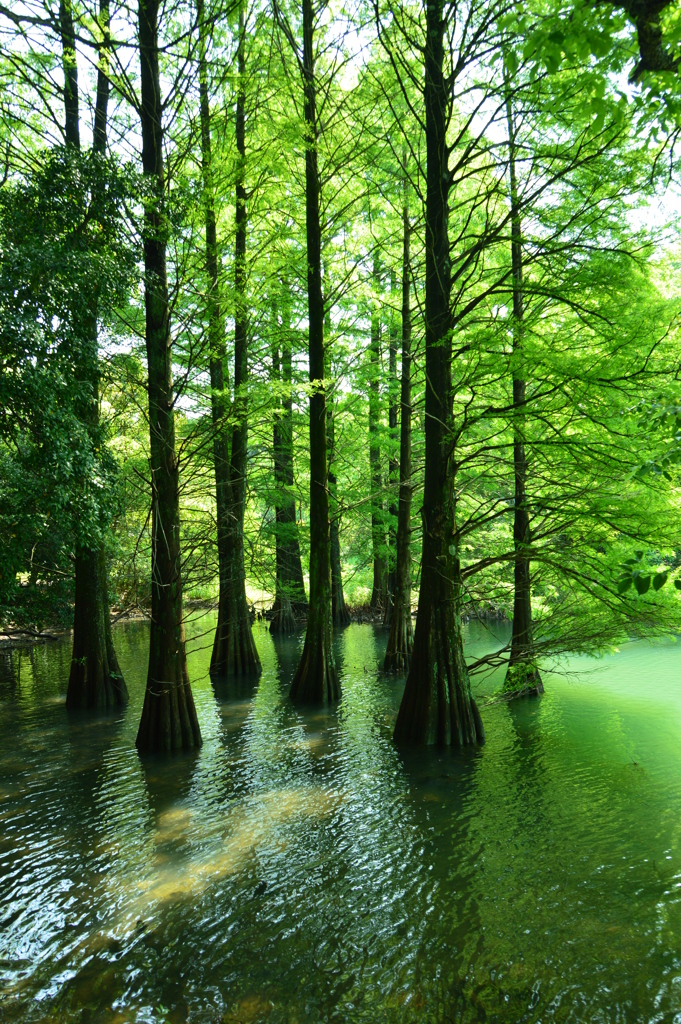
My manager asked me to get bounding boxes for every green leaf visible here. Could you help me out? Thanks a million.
[674,580,681,591]
[653,572,668,591]
[617,576,633,594]
[504,50,518,75]
[634,575,651,595]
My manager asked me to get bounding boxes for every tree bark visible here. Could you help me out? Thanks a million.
[326,310,350,628]
[270,297,308,633]
[504,89,543,698]
[59,0,79,148]
[135,0,201,753]
[393,0,483,747]
[63,0,127,710]
[289,0,339,703]
[207,2,261,677]
[93,0,110,154]
[369,249,387,611]
[383,267,399,624]
[384,185,413,673]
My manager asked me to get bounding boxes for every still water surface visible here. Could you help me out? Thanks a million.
[2,616,681,1023]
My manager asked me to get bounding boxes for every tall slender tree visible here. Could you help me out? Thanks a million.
[326,307,350,627]
[61,0,127,710]
[200,1,261,677]
[503,86,543,697]
[383,266,399,624]
[270,291,308,632]
[369,248,387,611]
[135,0,202,753]
[384,173,413,673]
[285,0,339,703]
[392,0,484,746]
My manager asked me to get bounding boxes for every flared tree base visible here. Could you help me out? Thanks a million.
[383,604,413,674]
[289,622,339,704]
[332,584,350,628]
[66,659,127,710]
[270,594,299,635]
[66,547,128,710]
[211,596,262,678]
[504,659,544,698]
[393,603,484,747]
[332,607,351,628]
[136,665,202,754]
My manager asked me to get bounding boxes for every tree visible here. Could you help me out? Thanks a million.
[54,0,129,710]
[200,0,261,677]
[389,0,486,746]
[135,0,202,753]
[384,166,413,673]
[275,0,339,703]
[502,84,543,697]
[270,286,309,632]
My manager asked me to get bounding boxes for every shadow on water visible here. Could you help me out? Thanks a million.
[210,670,262,702]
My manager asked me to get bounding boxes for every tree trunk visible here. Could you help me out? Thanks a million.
[504,88,542,698]
[63,0,127,710]
[271,336,297,634]
[383,267,399,625]
[384,185,413,673]
[135,0,201,753]
[207,2,261,677]
[393,0,483,747]
[93,0,110,154]
[326,311,350,628]
[68,547,126,708]
[270,298,308,633]
[369,250,387,611]
[59,0,79,148]
[289,0,339,703]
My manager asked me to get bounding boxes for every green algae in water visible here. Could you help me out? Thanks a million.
[2,619,681,1022]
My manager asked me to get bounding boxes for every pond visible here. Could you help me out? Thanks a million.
[2,615,681,1023]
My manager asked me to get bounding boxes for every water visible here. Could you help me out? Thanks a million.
[2,616,681,1023]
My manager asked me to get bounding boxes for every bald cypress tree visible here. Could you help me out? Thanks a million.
[135,0,201,753]
[61,0,127,710]
[392,0,484,747]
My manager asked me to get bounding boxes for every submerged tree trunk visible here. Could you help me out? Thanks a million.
[136,0,201,753]
[68,548,126,708]
[383,268,399,625]
[325,312,350,628]
[289,0,339,703]
[63,0,127,709]
[369,250,387,611]
[207,3,261,677]
[384,188,413,674]
[393,0,483,747]
[271,338,296,635]
[197,0,232,658]
[504,90,542,698]
[270,298,308,633]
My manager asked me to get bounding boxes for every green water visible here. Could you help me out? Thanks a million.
[2,617,681,1023]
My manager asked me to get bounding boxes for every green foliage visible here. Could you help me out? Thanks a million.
[0,146,136,625]
[1,0,681,670]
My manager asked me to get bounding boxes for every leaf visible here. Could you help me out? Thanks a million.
[634,574,651,595]
[653,572,668,591]
[504,50,518,75]
[674,579,681,591]
[617,576,633,594]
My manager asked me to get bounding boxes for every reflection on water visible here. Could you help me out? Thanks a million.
[3,617,681,1021]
